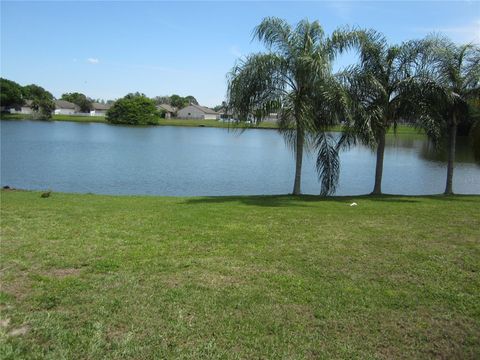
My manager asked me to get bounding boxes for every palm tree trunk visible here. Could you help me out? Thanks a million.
[371,130,386,195]
[444,117,457,195]
[292,127,304,195]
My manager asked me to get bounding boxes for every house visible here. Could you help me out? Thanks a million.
[90,102,111,116]
[177,104,220,120]
[54,100,79,115]
[9,100,34,114]
[156,104,176,119]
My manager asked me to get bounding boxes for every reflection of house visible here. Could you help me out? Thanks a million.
[156,104,176,119]
[177,104,220,120]
[10,100,34,114]
[54,100,79,115]
[90,102,111,116]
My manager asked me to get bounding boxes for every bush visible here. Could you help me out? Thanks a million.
[106,93,160,125]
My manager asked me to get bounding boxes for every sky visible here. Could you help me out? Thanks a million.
[1,1,479,107]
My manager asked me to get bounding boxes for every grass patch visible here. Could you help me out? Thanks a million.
[0,191,478,358]
[0,114,423,134]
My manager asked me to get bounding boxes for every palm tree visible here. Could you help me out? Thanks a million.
[418,38,480,194]
[333,29,425,195]
[227,17,347,195]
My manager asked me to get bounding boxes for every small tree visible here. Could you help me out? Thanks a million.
[61,92,92,113]
[106,93,160,125]
[22,84,55,119]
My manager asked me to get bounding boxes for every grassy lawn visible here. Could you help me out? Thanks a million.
[0,114,423,134]
[1,191,478,358]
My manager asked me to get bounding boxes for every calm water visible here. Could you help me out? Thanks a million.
[1,120,479,196]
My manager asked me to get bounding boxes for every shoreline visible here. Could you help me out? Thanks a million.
[2,188,478,199]
[0,114,425,135]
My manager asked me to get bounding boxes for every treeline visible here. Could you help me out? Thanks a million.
[0,78,201,123]
[227,17,480,196]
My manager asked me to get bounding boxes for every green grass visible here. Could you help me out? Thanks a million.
[1,191,478,358]
[0,113,423,134]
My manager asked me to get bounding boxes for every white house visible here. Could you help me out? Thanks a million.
[177,104,220,120]
[54,100,79,115]
[9,100,34,114]
[90,102,111,116]
[156,104,176,119]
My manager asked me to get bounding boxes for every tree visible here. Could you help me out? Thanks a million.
[106,93,160,125]
[334,29,425,194]
[61,92,92,112]
[227,17,348,195]
[416,38,480,194]
[184,95,198,105]
[170,94,189,109]
[22,84,55,119]
[0,78,24,109]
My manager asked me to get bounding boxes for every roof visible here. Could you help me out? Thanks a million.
[23,100,33,107]
[183,103,219,115]
[54,100,78,110]
[92,102,111,110]
[157,104,176,113]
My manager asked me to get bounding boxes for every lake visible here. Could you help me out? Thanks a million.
[1,120,479,196]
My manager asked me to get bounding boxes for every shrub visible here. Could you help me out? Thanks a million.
[106,93,160,125]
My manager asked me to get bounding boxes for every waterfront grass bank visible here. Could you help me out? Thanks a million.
[1,191,478,358]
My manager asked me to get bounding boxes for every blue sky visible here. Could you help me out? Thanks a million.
[1,1,479,107]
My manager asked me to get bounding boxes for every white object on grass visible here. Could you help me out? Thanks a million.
[350,202,358,206]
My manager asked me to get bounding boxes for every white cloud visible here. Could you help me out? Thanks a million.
[87,58,99,64]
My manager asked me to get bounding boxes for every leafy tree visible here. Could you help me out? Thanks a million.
[0,78,24,109]
[31,98,56,119]
[61,92,92,112]
[106,93,160,125]
[153,96,171,105]
[22,84,55,119]
[22,84,54,101]
[416,37,480,194]
[170,94,189,109]
[334,28,426,194]
[227,17,348,195]
[184,95,198,105]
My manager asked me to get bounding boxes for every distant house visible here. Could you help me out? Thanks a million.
[263,113,278,122]
[90,102,111,116]
[156,104,177,119]
[10,100,34,115]
[54,100,79,115]
[177,104,220,120]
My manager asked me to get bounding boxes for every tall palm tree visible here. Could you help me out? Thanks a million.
[333,29,425,195]
[418,38,480,194]
[227,17,347,195]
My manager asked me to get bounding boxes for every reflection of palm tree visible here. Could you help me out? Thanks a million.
[418,38,479,194]
[333,28,426,194]
[227,17,348,195]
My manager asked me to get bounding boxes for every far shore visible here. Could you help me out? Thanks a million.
[0,113,425,135]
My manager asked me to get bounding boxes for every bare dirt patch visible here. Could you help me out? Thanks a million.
[45,268,81,278]
[8,325,29,336]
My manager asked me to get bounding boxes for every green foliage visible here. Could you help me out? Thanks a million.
[61,92,92,113]
[0,78,24,109]
[106,93,160,125]
[169,94,188,109]
[22,84,55,119]
[21,84,54,101]
[154,95,198,108]
[31,98,55,120]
